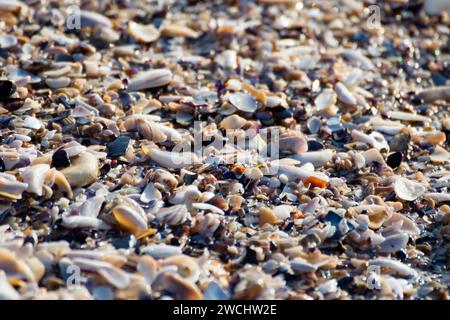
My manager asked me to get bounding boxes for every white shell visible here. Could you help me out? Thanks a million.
[394,177,426,201]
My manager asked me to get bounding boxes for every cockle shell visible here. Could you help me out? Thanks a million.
[394,177,426,201]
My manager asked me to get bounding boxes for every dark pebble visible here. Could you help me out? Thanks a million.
[0,80,16,101]
[51,149,71,169]
[107,135,131,158]
[386,151,403,169]
[307,140,324,151]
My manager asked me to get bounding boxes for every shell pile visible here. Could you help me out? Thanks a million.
[0,0,449,300]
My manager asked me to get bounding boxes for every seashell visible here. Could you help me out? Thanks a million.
[0,248,35,281]
[0,271,20,300]
[218,50,237,69]
[369,118,405,135]
[0,174,28,200]
[79,195,104,218]
[362,148,385,165]
[135,118,167,143]
[351,130,389,151]
[278,165,329,187]
[161,255,200,283]
[144,147,201,169]
[60,152,99,188]
[368,258,416,277]
[292,149,333,168]
[140,182,162,204]
[80,10,113,28]
[141,244,182,259]
[5,65,41,85]
[335,82,356,105]
[279,131,308,154]
[243,167,263,180]
[430,145,450,163]
[127,69,172,91]
[273,205,293,220]
[394,177,426,201]
[259,207,279,225]
[152,272,202,300]
[137,256,158,286]
[384,212,420,236]
[161,24,199,39]
[307,116,322,134]
[128,21,160,43]
[21,164,54,197]
[219,114,248,129]
[228,194,244,211]
[192,213,221,237]
[315,89,338,115]
[0,0,29,14]
[341,49,375,70]
[112,200,148,236]
[156,205,190,226]
[0,35,17,49]
[23,116,42,130]
[61,216,112,230]
[414,85,450,102]
[192,202,225,215]
[228,92,258,113]
[387,111,429,123]
[45,77,71,89]
[423,192,450,203]
[71,257,130,289]
[152,169,178,190]
[379,233,409,253]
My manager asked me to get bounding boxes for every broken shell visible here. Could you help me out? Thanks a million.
[394,177,426,201]
[161,255,200,282]
[379,233,409,253]
[0,174,28,200]
[161,24,199,39]
[315,89,338,115]
[292,149,333,168]
[387,111,429,123]
[62,216,112,230]
[430,145,450,163]
[60,152,99,188]
[128,21,160,43]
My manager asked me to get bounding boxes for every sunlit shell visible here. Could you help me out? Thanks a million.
[394,177,426,201]
[112,199,148,236]
[60,152,99,188]
[228,92,258,113]
[379,233,409,253]
[0,174,28,200]
[127,69,172,91]
[219,114,248,129]
[430,145,450,163]
[144,147,201,169]
[259,207,279,225]
[128,21,160,43]
[279,131,308,154]
[335,82,356,105]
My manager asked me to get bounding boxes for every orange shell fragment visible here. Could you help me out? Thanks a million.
[304,176,328,188]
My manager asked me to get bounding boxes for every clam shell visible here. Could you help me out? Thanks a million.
[156,205,190,226]
[219,114,248,129]
[430,145,450,163]
[80,10,113,28]
[141,244,182,259]
[112,200,148,236]
[387,111,429,123]
[228,92,258,113]
[394,177,426,201]
[127,69,172,91]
